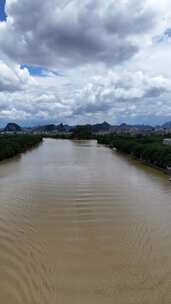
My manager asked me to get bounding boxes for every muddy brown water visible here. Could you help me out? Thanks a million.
[0,138,171,303]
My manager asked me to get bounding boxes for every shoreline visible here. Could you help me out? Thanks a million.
[0,135,43,163]
[104,143,171,176]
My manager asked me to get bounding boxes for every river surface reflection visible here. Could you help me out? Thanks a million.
[0,139,171,303]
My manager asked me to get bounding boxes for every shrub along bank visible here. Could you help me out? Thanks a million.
[0,134,42,161]
[97,134,171,170]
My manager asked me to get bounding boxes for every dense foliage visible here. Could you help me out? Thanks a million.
[0,135,42,161]
[97,134,171,169]
[46,126,94,140]
[71,126,94,139]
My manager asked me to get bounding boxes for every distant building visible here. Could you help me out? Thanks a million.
[163,138,171,145]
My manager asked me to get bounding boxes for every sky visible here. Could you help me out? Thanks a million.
[0,0,171,126]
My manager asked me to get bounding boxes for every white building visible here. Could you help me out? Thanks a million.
[163,138,171,145]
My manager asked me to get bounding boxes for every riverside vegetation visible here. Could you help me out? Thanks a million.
[0,134,43,161]
[97,134,171,171]
[1,128,171,172]
[46,126,171,171]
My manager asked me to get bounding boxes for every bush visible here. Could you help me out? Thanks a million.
[97,134,171,169]
[0,135,42,161]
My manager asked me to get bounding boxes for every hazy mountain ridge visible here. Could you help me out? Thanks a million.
[1,120,171,134]
[4,123,22,132]
[162,121,171,128]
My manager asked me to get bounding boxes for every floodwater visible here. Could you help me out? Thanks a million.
[0,138,171,303]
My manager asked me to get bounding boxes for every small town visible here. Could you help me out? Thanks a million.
[1,121,171,138]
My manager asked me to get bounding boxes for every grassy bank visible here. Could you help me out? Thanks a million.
[0,134,43,161]
[97,134,171,171]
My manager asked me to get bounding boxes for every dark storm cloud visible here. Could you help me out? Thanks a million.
[144,87,167,98]
[0,0,155,68]
[105,2,155,36]
[0,0,170,126]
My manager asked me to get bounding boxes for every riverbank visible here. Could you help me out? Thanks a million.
[97,134,171,174]
[0,134,43,162]
[0,138,171,304]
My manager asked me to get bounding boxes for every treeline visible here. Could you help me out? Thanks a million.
[97,134,171,170]
[45,125,95,140]
[0,135,42,161]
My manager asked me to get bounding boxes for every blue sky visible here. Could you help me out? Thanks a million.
[21,65,52,77]
[21,64,64,77]
[0,0,171,126]
[0,0,6,21]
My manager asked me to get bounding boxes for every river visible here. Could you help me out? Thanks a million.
[0,138,171,303]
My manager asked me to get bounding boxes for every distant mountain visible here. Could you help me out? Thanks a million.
[57,123,71,132]
[4,123,22,132]
[91,121,111,133]
[33,124,57,132]
[4,120,171,134]
[72,122,112,134]
[33,123,71,133]
[162,121,171,128]
[63,124,72,132]
[117,123,154,129]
